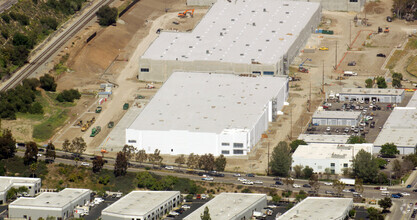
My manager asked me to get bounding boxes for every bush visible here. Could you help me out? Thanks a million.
[12,33,33,49]
[29,102,44,114]
[1,14,10,23]
[96,5,118,26]
[241,188,252,193]
[40,17,59,30]
[56,89,81,102]
[40,74,57,91]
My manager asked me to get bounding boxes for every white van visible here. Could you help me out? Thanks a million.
[344,71,358,76]
[381,191,390,196]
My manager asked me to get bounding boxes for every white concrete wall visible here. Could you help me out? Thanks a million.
[187,0,216,6]
[292,157,351,174]
[339,94,404,103]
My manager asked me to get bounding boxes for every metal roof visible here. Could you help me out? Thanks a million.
[312,110,361,119]
[141,0,320,64]
[292,143,373,160]
[340,88,404,96]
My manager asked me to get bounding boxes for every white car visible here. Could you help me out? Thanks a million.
[326,127,331,132]
[342,189,350,193]
[169,211,180,216]
[293,184,301,188]
[233,173,241,177]
[165,166,174,170]
[238,177,246,182]
[202,177,214,181]
[37,153,43,157]
[401,192,410,196]
[324,182,333,186]
[254,180,263,185]
[181,205,191,209]
[81,162,89,166]
[244,181,254,185]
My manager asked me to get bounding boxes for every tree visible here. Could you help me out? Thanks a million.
[367,207,383,220]
[293,165,303,178]
[187,153,199,169]
[378,197,392,212]
[62,139,71,157]
[122,145,135,161]
[295,190,307,202]
[96,5,118,26]
[392,159,402,178]
[28,102,44,114]
[135,149,147,165]
[200,206,211,220]
[12,33,32,48]
[365,78,373,88]
[289,139,306,153]
[56,89,81,102]
[302,166,314,179]
[175,155,186,167]
[71,137,86,157]
[29,162,37,177]
[392,78,402,88]
[347,135,366,144]
[214,154,227,171]
[309,174,320,194]
[45,142,56,160]
[148,149,162,167]
[404,154,417,167]
[198,154,215,171]
[24,141,38,165]
[352,149,379,183]
[332,180,345,196]
[39,74,57,91]
[376,76,387,88]
[114,151,128,176]
[392,72,403,80]
[270,141,292,177]
[355,178,364,195]
[92,156,104,173]
[0,129,16,160]
[380,143,399,158]
[284,177,294,189]
[375,158,388,169]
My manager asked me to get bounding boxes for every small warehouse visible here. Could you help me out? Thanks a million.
[0,176,41,204]
[183,193,267,220]
[101,191,181,220]
[126,72,288,156]
[9,188,91,220]
[339,88,405,103]
[312,110,362,126]
[298,134,349,144]
[277,197,353,220]
[292,143,373,174]
[139,0,321,82]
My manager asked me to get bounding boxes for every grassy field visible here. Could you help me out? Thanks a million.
[406,55,417,77]
[386,50,407,70]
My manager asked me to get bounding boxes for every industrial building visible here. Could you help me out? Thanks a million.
[292,143,373,174]
[126,72,288,156]
[0,176,41,204]
[187,0,365,12]
[374,92,417,154]
[9,188,91,220]
[101,191,181,220]
[277,197,353,220]
[139,0,321,82]
[338,88,405,103]
[183,193,267,220]
[298,134,349,144]
[312,110,362,126]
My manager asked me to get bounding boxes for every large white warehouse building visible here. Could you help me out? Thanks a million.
[139,0,321,82]
[0,176,41,204]
[126,72,289,156]
[292,143,373,174]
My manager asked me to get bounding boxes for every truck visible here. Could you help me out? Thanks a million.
[95,106,102,113]
[90,126,101,137]
[123,103,129,110]
[343,71,358,76]
[339,178,355,186]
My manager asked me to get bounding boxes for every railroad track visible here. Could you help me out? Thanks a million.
[0,0,111,92]
[0,0,18,14]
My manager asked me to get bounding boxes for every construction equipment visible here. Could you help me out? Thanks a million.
[95,106,102,113]
[178,9,194,18]
[75,120,83,126]
[319,47,329,51]
[384,26,389,33]
[299,58,311,73]
[123,103,129,110]
[108,121,114,128]
[81,117,95,132]
[90,126,101,137]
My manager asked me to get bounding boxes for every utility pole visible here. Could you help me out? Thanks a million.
[334,41,338,70]
[290,106,293,140]
[322,60,325,94]
[267,142,270,176]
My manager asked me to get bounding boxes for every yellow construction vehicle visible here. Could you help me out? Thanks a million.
[178,9,194,18]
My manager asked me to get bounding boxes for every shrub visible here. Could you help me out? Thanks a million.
[1,14,10,23]
[56,89,81,102]
[40,74,57,91]
[241,188,251,193]
[96,5,118,26]
[40,17,58,30]
[28,102,44,114]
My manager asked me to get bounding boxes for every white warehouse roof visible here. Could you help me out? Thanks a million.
[184,193,266,220]
[101,191,180,217]
[0,176,40,192]
[10,188,90,209]
[128,72,288,133]
[298,134,349,144]
[340,88,404,96]
[277,197,353,220]
[293,143,373,160]
[312,110,361,119]
[141,0,321,64]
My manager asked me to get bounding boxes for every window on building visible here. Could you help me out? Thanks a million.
[263,71,274,75]
[350,0,358,2]
[28,186,31,189]
[221,150,230,155]
[330,163,335,167]
[233,150,244,155]
[140,68,150,72]
[221,142,230,146]
[233,143,243,148]
[23,215,27,219]
[128,140,136,143]
[252,71,261,74]
[344,163,348,168]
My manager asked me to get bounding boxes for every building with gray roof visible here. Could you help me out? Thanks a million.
[101,191,180,220]
[138,0,321,82]
[339,88,405,103]
[9,188,91,220]
[277,197,353,220]
[0,176,41,204]
[312,110,362,126]
[126,72,288,156]
[298,134,349,144]
[183,193,267,220]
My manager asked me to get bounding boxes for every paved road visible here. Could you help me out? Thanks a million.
[388,199,415,220]
[0,0,17,13]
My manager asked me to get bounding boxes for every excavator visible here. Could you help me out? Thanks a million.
[178,9,194,18]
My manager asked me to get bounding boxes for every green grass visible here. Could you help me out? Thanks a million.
[386,50,407,70]
[406,55,417,78]
[0,157,48,179]
[32,109,68,141]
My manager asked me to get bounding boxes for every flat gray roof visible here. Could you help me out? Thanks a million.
[128,72,287,133]
[340,88,404,96]
[102,191,179,216]
[293,143,373,160]
[0,176,40,192]
[184,193,266,220]
[312,110,361,119]
[407,91,417,107]
[374,107,417,147]
[298,134,349,144]
[277,197,352,220]
[141,0,320,64]
[10,188,90,208]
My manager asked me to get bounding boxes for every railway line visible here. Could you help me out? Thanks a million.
[0,0,111,92]
[0,0,17,14]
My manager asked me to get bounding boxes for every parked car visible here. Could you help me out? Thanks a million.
[293,184,301,188]
[303,184,311,188]
[377,53,386,57]
[254,180,263,185]
[324,182,333,186]
[202,177,214,181]
[401,192,410,196]
[246,173,255,177]
[81,162,89,166]
[407,184,412,188]
[165,166,174,170]
[325,190,334,194]
[391,194,401,198]
[181,205,191,209]
[275,181,284,185]
[233,173,241,177]
[326,127,331,132]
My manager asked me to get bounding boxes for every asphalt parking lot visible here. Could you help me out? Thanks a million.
[306,100,394,142]
[84,196,120,220]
